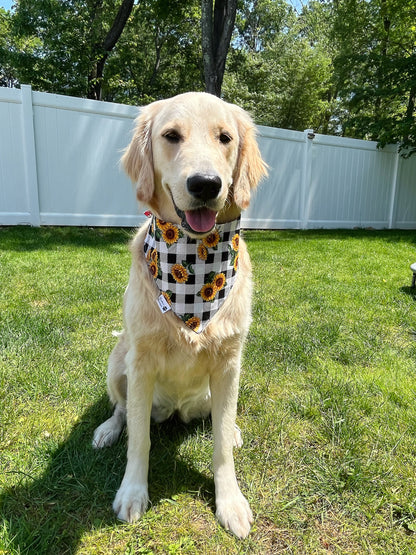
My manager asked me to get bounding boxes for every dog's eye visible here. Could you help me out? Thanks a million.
[163,130,181,144]
[219,133,232,144]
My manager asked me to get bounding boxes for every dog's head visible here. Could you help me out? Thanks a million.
[122,92,267,237]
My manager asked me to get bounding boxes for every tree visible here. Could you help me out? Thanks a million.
[0,8,16,87]
[201,0,237,96]
[87,0,134,100]
[11,0,134,99]
[223,0,335,132]
[5,0,414,156]
[9,0,204,103]
[0,7,39,88]
[102,0,203,103]
[332,0,416,155]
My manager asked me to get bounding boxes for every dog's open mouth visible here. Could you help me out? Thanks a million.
[172,199,217,235]
[183,208,217,234]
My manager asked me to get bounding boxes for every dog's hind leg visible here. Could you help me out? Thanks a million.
[92,332,128,448]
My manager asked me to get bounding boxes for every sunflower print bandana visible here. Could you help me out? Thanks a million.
[143,215,240,333]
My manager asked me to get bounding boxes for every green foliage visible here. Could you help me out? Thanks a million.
[225,0,416,153]
[0,8,13,86]
[0,6,39,87]
[2,0,415,154]
[333,0,416,155]
[224,36,334,131]
[8,0,203,101]
[103,0,203,104]
[11,0,94,96]
[223,0,337,132]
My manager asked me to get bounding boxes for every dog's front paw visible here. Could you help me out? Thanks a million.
[216,490,253,539]
[113,482,149,523]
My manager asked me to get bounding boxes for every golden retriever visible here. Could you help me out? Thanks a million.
[93,92,267,538]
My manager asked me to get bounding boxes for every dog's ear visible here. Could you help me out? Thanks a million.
[121,105,155,203]
[232,107,268,210]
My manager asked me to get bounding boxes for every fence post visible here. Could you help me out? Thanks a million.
[300,129,314,229]
[388,146,400,229]
[21,84,40,226]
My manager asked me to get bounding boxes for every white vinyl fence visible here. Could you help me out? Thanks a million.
[1,85,415,229]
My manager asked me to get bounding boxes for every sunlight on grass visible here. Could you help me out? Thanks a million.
[1,226,416,553]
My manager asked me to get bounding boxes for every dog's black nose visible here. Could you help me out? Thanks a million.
[187,174,222,202]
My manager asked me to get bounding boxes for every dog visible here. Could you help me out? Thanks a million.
[92,92,267,538]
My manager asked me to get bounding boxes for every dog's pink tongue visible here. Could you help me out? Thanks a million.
[185,208,217,233]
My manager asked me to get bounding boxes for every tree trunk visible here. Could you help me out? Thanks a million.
[373,0,390,136]
[201,0,237,97]
[87,0,134,100]
[148,26,164,90]
[403,84,416,148]
[405,85,415,122]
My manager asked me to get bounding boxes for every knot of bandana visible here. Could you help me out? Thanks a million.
[143,215,241,333]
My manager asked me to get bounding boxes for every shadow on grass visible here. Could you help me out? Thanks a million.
[1,398,214,554]
[400,285,416,299]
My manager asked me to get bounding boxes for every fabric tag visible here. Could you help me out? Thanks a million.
[157,294,172,314]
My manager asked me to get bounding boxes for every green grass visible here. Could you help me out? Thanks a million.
[1,226,416,554]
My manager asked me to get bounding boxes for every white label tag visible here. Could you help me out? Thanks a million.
[157,294,172,314]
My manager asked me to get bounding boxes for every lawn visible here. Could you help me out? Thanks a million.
[1,226,416,554]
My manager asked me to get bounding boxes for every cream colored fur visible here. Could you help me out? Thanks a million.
[92,92,267,539]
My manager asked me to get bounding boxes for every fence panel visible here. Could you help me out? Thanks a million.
[244,127,305,229]
[0,88,32,225]
[0,85,415,229]
[395,156,416,229]
[306,135,398,229]
[32,90,141,226]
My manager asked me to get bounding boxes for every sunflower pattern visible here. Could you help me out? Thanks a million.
[153,218,183,246]
[171,263,189,283]
[197,243,208,261]
[231,233,239,251]
[199,282,217,302]
[143,214,241,333]
[182,315,201,332]
[202,230,220,249]
[214,272,226,291]
[197,272,227,302]
[163,227,180,245]
[156,219,170,231]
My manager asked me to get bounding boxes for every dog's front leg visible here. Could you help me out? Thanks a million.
[113,348,155,523]
[210,355,253,539]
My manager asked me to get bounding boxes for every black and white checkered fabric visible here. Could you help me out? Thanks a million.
[143,215,241,333]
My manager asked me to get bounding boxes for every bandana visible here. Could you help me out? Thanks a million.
[143,215,240,333]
